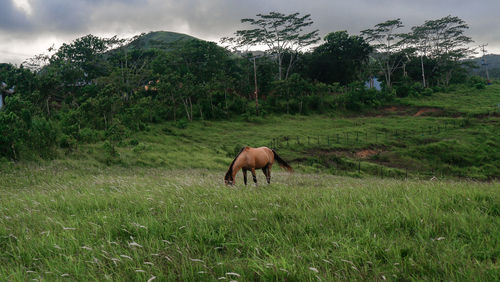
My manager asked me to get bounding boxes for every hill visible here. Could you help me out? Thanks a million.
[123,31,201,51]
[469,54,500,79]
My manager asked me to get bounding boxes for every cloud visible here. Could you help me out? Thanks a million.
[0,0,31,30]
[1,0,500,64]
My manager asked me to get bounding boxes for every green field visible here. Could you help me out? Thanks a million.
[1,85,499,280]
[1,168,499,280]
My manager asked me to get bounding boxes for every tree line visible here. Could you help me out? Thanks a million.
[0,12,487,160]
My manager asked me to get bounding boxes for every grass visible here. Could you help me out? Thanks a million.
[399,84,500,115]
[75,111,499,179]
[1,167,499,280]
[1,84,499,280]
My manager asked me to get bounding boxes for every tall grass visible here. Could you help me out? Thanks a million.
[1,167,498,280]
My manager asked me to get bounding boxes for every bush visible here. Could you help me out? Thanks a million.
[468,76,487,89]
[175,119,188,129]
[422,88,433,96]
[102,141,118,157]
[105,120,127,144]
[30,117,58,153]
[58,134,77,150]
[79,127,104,143]
[475,83,486,89]
[344,82,394,111]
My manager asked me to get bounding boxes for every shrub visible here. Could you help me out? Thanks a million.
[422,88,434,96]
[79,127,104,143]
[175,119,188,129]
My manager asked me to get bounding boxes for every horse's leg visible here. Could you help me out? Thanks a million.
[266,164,271,184]
[251,168,257,185]
[262,165,271,184]
[243,169,248,185]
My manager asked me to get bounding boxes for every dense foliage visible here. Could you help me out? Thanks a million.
[0,13,490,161]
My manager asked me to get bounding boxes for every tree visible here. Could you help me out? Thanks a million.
[306,31,372,85]
[420,15,474,86]
[223,11,320,80]
[361,19,405,89]
[50,34,120,84]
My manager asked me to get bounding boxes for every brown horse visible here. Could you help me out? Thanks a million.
[224,146,293,185]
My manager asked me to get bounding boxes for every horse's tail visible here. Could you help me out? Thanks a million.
[272,149,293,173]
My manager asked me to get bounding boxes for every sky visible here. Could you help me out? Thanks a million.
[1,0,499,64]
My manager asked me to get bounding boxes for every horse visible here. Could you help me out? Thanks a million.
[224,146,293,185]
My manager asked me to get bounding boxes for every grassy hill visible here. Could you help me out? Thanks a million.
[19,83,495,180]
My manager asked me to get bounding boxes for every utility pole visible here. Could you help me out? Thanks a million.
[479,44,490,82]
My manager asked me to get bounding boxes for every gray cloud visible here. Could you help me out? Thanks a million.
[0,0,30,30]
[1,0,500,64]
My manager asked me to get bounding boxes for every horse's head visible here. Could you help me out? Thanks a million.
[224,171,234,185]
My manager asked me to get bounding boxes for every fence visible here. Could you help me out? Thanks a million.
[267,119,473,180]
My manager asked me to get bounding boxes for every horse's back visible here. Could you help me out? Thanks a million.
[243,146,273,168]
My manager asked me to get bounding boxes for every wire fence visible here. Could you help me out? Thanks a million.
[267,118,473,180]
[269,119,469,148]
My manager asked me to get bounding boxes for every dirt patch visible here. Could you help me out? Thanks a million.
[308,148,382,159]
[372,106,419,117]
[383,106,399,112]
[355,149,378,159]
[414,108,442,117]
[366,106,449,117]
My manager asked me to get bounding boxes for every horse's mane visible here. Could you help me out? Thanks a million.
[225,146,246,180]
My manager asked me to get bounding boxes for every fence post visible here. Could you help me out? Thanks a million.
[327,136,330,146]
[297,136,300,145]
[358,161,361,174]
[308,136,310,145]
[356,132,359,143]
[337,134,339,144]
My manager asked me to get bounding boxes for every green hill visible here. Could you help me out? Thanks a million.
[124,31,201,50]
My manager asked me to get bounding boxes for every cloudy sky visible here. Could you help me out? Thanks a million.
[1,0,499,64]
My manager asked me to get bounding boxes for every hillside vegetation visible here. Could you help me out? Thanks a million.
[3,84,495,180]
